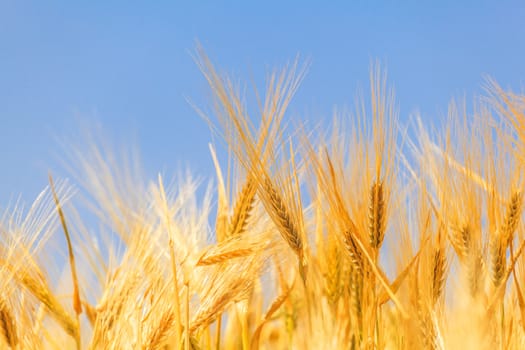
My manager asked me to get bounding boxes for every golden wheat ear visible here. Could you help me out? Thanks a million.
[18,266,80,341]
[228,176,257,238]
[0,298,17,348]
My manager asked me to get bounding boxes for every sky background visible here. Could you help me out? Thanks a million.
[1,1,525,208]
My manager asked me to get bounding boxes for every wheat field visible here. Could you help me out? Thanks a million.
[1,52,525,349]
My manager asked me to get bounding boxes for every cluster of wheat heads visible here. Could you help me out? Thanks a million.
[2,56,525,350]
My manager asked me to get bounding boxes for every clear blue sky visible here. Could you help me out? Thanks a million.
[1,1,525,207]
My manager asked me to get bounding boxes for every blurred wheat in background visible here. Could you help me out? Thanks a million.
[2,51,525,349]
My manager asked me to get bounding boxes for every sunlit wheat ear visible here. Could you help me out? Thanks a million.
[143,309,175,350]
[324,235,342,306]
[488,191,522,289]
[350,266,363,323]
[17,269,79,340]
[197,247,255,266]
[368,180,386,250]
[500,190,522,247]
[0,298,17,348]
[431,246,446,304]
[486,239,525,318]
[91,270,141,347]
[343,229,365,273]
[263,178,302,254]
[450,223,471,261]
[190,278,252,333]
[467,249,485,297]
[197,233,272,266]
[418,310,438,350]
[262,175,306,280]
[229,177,257,237]
[449,222,486,296]
[190,254,263,337]
[490,234,506,287]
[410,267,435,349]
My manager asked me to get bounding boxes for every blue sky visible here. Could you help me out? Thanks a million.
[1,1,525,207]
